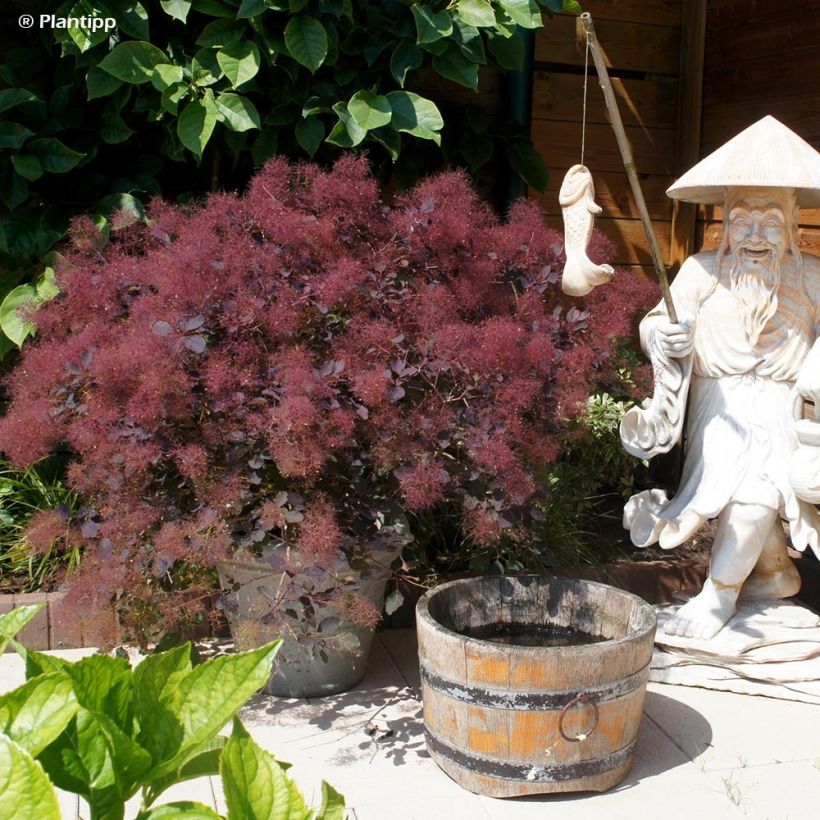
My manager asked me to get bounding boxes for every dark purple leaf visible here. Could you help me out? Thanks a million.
[152,320,173,337]
[184,335,207,354]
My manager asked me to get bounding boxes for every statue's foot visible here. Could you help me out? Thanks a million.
[739,561,801,600]
[663,579,738,640]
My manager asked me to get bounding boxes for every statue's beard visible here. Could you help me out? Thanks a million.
[729,247,782,345]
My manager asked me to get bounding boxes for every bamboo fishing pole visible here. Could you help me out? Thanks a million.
[579,12,678,323]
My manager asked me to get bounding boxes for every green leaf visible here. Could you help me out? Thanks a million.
[27,137,85,173]
[137,803,222,819]
[10,154,42,182]
[220,719,312,820]
[411,5,453,43]
[196,19,245,48]
[0,735,61,820]
[161,0,192,22]
[216,93,261,132]
[0,605,44,653]
[142,737,226,806]
[67,1,111,51]
[369,125,401,161]
[390,42,423,88]
[237,0,267,18]
[191,48,222,86]
[295,117,325,156]
[0,284,38,346]
[433,45,479,90]
[326,102,366,148]
[67,654,133,730]
[317,781,346,820]
[498,0,543,28]
[35,267,60,301]
[487,30,525,70]
[107,0,151,38]
[0,673,79,757]
[87,66,123,100]
[145,641,281,780]
[151,64,185,92]
[456,0,496,28]
[284,15,328,73]
[102,111,135,144]
[563,0,583,15]
[452,20,486,64]
[0,123,33,150]
[177,91,219,157]
[100,41,168,84]
[348,90,392,132]
[387,91,443,145]
[97,192,146,223]
[217,41,261,88]
[251,130,278,165]
[0,89,40,115]
[161,83,189,114]
[507,139,549,191]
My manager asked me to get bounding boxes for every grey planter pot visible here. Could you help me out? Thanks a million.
[217,555,387,698]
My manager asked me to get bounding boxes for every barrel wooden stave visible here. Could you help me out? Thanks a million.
[417,575,656,797]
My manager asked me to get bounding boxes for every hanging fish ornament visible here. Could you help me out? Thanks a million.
[558,164,614,296]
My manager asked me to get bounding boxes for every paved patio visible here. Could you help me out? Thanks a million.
[2,629,819,820]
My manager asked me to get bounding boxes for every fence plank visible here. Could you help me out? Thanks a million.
[532,121,677,176]
[532,73,679,128]
[535,16,681,76]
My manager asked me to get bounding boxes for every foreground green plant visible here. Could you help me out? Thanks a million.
[0,605,345,820]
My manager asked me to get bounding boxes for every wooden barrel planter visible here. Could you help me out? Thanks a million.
[416,575,657,797]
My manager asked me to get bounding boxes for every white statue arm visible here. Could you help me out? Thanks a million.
[794,337,820,407]
[620,256,710,459]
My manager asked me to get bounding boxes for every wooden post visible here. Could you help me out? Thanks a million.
[670,0,708,272]
[579,13,678,323]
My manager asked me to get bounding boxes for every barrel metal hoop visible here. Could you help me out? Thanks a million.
[425,730,636,782]
[419,661,649,711]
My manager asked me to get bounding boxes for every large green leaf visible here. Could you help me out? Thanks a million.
[0,605,44,653]
[177,91,219,157]
[348,90,392,132]
[101,111,135,144]
[411,5,452,43]
[390,42,423,87]
[386,91,443,145]
[27,138,85,173]
[142,737,226,806]
[0,123,33,150]
[87,66,123,100]
[100,41,168,84]
[67,654,134,731]
[433,45,479,90]
[220,719,311,820]
[68,1,111,51]
[317,782,346,820]
[295,117,324,156]
[0,283,38,346]
[456,0,495,28]
[35,266,60,301]
[0,673,79,757]
[216,93,261,132]
[137,803,222,819]
[487,30,525,70]
[10,154,42,182]
[326,102,366,148]
[0,89,40,115]
[508,139,549,191]
[196,20,246,48]
[0,735,61,820]
[498,0,543,28]
[160,0,192,22]
[237,0,267,18]
[217,42,261,88]
[145,641,280,779]
[151,64,185,92]
[134,644,192,764]
[284,15,328,73]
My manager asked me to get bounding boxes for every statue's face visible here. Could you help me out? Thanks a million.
[727,196,790,262]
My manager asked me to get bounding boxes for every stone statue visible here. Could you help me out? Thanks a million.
[620,116,820,639]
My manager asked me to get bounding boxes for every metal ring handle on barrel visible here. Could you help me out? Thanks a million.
[558,692,600,742]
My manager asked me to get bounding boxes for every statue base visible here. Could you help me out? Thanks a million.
[650,597,820,704]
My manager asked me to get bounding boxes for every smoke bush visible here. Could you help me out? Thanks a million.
[0,156,657,639]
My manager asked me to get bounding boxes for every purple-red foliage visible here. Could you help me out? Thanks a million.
[0,156,656,637]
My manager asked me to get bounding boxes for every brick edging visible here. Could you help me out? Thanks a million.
[0,591,99,650]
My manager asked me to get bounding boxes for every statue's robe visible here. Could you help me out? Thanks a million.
[624,250,820,556]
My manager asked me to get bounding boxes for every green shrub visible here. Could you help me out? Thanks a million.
[0,605,346,820]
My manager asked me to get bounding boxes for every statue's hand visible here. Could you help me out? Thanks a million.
[650,317,695,359]
[794,355,820,407]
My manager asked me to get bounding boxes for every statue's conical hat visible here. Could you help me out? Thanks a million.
[667,116,820,207]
